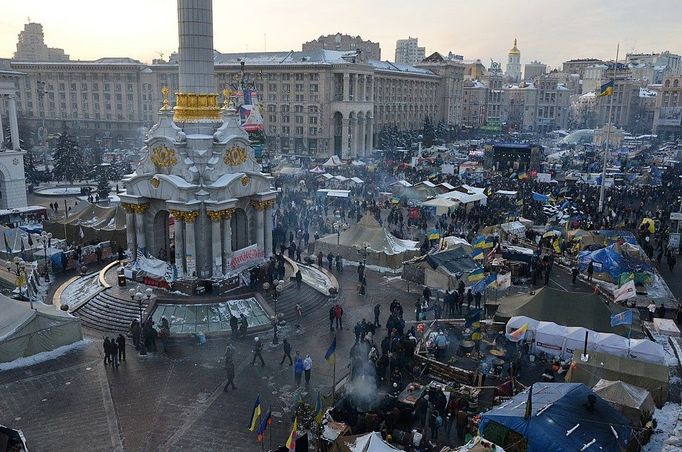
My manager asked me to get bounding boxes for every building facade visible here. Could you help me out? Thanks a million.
[653,75,682,137]
[524,61,546,82]
[302,34,381,60]
[14,22,69,62]
[395,37,425,66]
[626,51,681,84]
[562,58,604,79]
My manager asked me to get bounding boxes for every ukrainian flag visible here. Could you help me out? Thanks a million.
[597,80,614,97]
[248,395,262,432]
[428,228,441,240]
[468,267,484,282]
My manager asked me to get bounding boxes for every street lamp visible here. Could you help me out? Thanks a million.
[136,290,148,355]
[39,231,52,282]
[264,279,285,345]
[7,257,30,306]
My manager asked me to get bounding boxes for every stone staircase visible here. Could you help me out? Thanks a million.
[263,282,330,322]
[73,290,149,334]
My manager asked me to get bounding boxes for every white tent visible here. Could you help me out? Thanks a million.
[330,432,401,452]
[422,197,457,215]
[0,295,83,363]
[628,338,666,365]
[500,221,526,236]
[323,155,343,167]
[506,316,540,334]
[534,321,566,357]
[310,166,326,173]
[563,327,599,359]
[594,333,629,356]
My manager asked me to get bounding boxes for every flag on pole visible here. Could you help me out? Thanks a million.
[506,323,528,342]
[597,79,614,97]
[248,395,262,431]
[470,249,484,260]
[613,280,636,302]
[20,238,26,260]
[286,417,298,450]
[314,391,323,423]
[324,337,336,363]
[610,310,633,327]
[464,308,481,328]
[467,267,484,282]
[255,409,272,442]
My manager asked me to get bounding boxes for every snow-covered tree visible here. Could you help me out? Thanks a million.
[52,132,87,185]
[96,168,110,200]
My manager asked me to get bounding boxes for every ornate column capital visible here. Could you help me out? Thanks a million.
[169,209,185,219]
[250,199,275,211]
[123,202,149,214]
[222,208,236,219]
[183,210,199,223]
[207,210,223,222]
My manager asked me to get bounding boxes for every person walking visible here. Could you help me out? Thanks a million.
[329,306,336,331]
[103,337,112,366]
[571,265,579,284]
[422,286,432,303]
[648,301,656,321]
[129,320,141,350]
[587,261,594,282]
[415,297,422,322]
[667,251,677,272]
[334,304,344,329]
[293,352,304,387]
[251,337,265,367]
[110,339,119,368]
[229,314,239,338]
[295,303,303,328]
[280,338,293,366]
[223,344,236,391]
[303,354,312,386]
[373,303,381,328]
[317,251,323,268]
[327,252,334,271]
[295,269,302,289]
[474,291,482,310]
[116,334,126,362]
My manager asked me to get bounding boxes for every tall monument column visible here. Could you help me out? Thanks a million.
[341,117,349,158]
[264,202,274,257]
[133,205,148,256]
[184,211,198,277]
[124,207,137,257]
[177,0,215,94]
[8,95,20,150]
[172,213,185,276]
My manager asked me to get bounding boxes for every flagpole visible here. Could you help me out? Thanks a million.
[332,333,337,404]
[63,199,68,243]
[598,43,620,213]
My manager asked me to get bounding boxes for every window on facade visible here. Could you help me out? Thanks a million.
[309,84,318,93]
[309,116,318,124]
[295,95,304,102]
[295,116,303,124]
[309,127,317,135]
[309,95,318,102]
[115,83,122,92]
[268,83,277,91]
[295,73,304,81]
[294,105,303,113]
[282,84,290,93]
[295,84,304,92]
[295,126,303,135]
[268,114,276,122]
[281,126,290,134]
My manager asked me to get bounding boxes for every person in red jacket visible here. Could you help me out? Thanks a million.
[334,304,344,330]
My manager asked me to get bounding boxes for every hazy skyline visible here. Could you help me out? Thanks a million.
[1,0,681,69]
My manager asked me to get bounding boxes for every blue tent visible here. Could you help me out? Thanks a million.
[578,243,653,282]
[480,383,631,452]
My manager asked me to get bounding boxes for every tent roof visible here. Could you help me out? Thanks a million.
[426,247,479,275]
[318,215,418,255]
[494,287,643,337]
[422,198,457,207]
[480,383,631,452]
[331,432,401,452]
[47,202,127,230]
[592,379,656,414]
[0,294,78,341]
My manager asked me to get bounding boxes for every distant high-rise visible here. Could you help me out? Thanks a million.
[505,38,521,82]
[524,61,546,82]
[302,33,381,60]
[14,22,69,62]
[395,37,425,65]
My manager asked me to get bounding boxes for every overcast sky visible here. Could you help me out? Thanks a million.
[1,0,681,68]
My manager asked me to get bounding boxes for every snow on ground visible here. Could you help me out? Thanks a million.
[645,402,682,451]
[35,187,87,196]
[0,339,91,371]
[60,273,103,308]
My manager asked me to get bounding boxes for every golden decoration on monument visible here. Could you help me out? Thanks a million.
[173,92,221,122]
[183,210,200,223]
[223,143,248,167]
[222,208,236,219]
[122,203,150,214]
[207,210,223,222]
[150,176,161,189]
[150,144,178,169]
[160,86,171,111]
[240,175,250,186]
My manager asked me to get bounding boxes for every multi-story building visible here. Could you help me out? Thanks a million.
[626,51,681,84]
[6,49,458,159]
[14,22,69,62]
[562,58,604,79]
[461,80,487,128]
[395,37,425,66]
[302,33,381,60]
[523,61,546,82]
[505,39,521,83]
[594,64,643,130]
[416,53,465,126]
[653,75,682,137]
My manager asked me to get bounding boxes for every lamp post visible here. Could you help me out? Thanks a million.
[264,279,284,345]
[39,231,52,282]
[7,257,29,306]
[136,290,148,355]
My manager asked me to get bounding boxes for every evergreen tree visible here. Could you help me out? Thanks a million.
[23,151,39,185]
[52,131,87,185]
[96,167,110,201]
[422,116,435,148]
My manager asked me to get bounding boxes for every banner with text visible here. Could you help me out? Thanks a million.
[229,244,265,273]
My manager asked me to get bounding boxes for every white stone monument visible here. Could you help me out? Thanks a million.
[120,0,276,280]
[0,63,29,210]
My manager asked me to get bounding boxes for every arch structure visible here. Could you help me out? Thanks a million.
[120,108,276,280]
[330,71,374,159]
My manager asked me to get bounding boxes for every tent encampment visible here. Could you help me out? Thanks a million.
[566,350,669,407]
[494,287,643,337]
[43,202,127,246]
[329,432,401,452]
[422,198,458,215]
[592,379,656,426]
[0,295,83,363]
[479,382,631,452]
[323,155,343,167]
[314,215,418,270]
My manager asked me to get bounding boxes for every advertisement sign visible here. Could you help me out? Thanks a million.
[228,244,265,273]
[536,173,552,183]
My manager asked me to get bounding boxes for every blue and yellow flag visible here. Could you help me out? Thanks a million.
[314,391,324,423]
[597,80,614,97]
[428,228,441,240]
[468,267,484,282]
[255,409,272,442]
[324,337,336,363]
[248,395,262,432]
